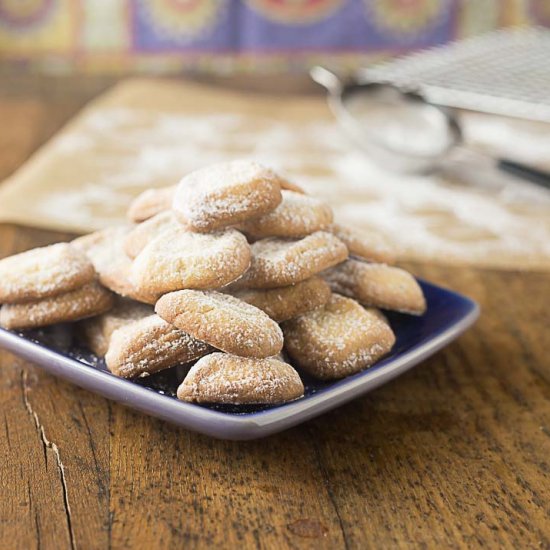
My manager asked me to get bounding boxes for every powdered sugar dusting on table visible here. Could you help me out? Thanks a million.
[2,94,549,269]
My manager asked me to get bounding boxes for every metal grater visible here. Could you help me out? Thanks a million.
[360,26,550,123]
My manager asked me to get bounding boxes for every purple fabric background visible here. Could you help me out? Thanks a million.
[0,0,547,72]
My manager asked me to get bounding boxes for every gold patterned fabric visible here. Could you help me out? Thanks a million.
[0,1,546,73]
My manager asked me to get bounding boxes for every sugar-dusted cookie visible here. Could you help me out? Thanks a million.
[322,259,426,315]
[172,160,283,232]
[0,242,95,304]
[239,190,333,239]
[177,352,304,405]
[71,227,122,256]
[124,211,180,259]
[79,298,153,356]
[279,176,305,194]
[240,231,348,289]
[156,290,283,358]
[127,185,177,223]
[73,227,157,304]
[232,276,331,322]
[327,223,395,264]
[105,314,212,378]
[131,226,250,296]
[0,281,114,330]
[282,294,395,380]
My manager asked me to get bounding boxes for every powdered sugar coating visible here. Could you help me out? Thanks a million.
[124,211,180,259]
[79,298,153,356]
[131,226,251,295]
[279,177,305,194]
[73,227,156,303]
[282,294,395,380]
[0,281,114,330]
[241,231,348,289]
[156,290,284,358]
[328,223,395,264]
[177,352,304,405]
[0,242,95,304]
[322,259,426,315]
[232,276,331,322]
[239,190,333,239]
[127,185,177,223]
[105,314,212,378]
[172,160,282,232]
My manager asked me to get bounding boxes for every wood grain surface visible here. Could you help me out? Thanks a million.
[0,75,549,550]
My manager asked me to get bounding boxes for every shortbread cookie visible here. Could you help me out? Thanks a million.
[127,185,177,223]
[105,314,212,378]
[328,223,395,264]
[156,290,284,358]
[282,294,395,380]
[177,353,304,405]
[240,231,348,289]
[131,226,250,295]
[323,259,426,315]
[79,299,153,356]
[124,211,180,259]
[239,190,333,239]
[0,243,95,304]
[0,281,114,330]
[71,227,120,255]
[73,228,157,304]
[279,177,305,194]
[232,276,331,322]
[172,160,283,232]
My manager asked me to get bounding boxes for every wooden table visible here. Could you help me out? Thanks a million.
[1,75,549,550]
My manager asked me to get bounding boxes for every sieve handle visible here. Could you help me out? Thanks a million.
[310,66,343,94]
[497,159,550,191]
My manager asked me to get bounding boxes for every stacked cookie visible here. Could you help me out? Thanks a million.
[0,160,427,407]
[0,243,114,330]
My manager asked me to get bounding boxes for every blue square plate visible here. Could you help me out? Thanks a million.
[0,280,478,440]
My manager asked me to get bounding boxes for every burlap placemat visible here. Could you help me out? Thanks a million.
[0,78,548,270]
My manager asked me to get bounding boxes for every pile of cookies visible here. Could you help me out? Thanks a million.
[0,161,426,406]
